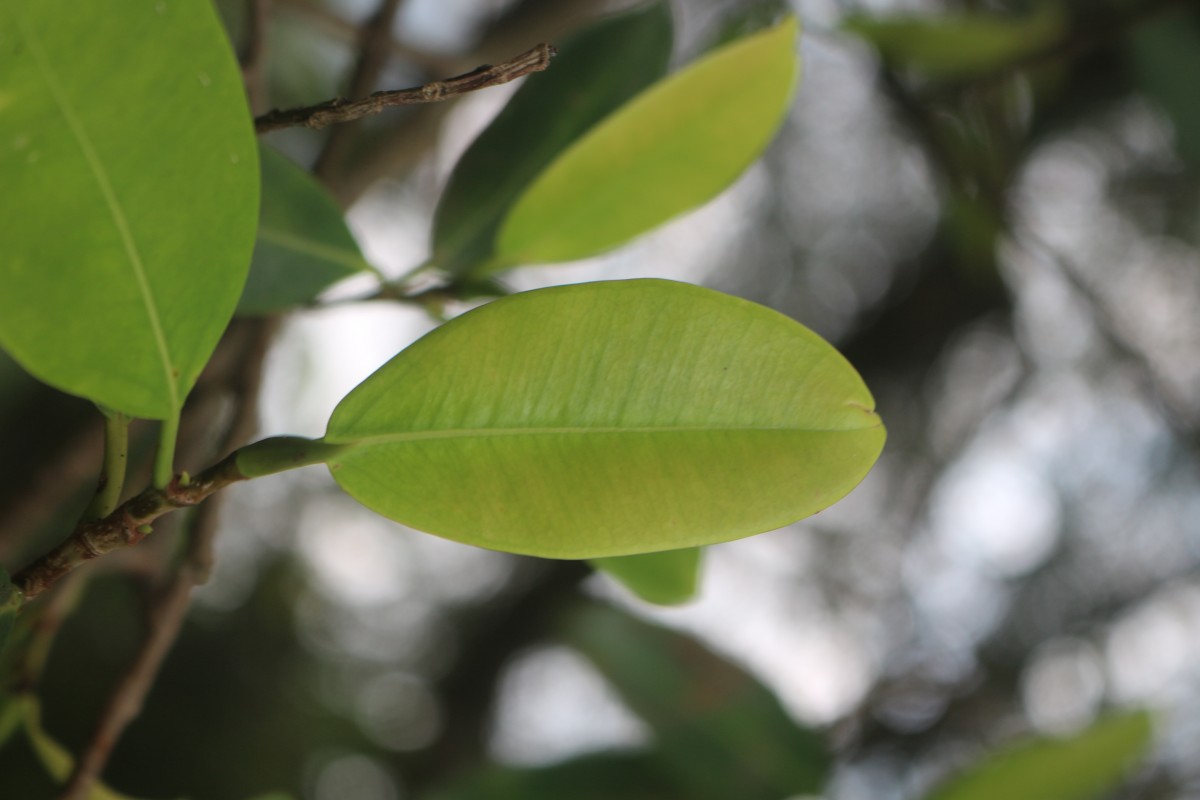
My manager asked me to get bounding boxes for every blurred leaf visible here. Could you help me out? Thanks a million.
[244,794,296,800]
[924,711,1155,800]
[1126,13,1200,168]
[238,146,373,315]
[0,696,19,751]
[0,1,258,419]
[843,6,1064,78]
[432,1,673,276]
[423,752,673,800]
[564,604,829,799]
[494,17,799,267]
[20,695,136,800]
[591,547,703,605]
[323,279,883,558]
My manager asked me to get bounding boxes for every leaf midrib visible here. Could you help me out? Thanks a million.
[329,421,881,447]
[15,11,178,413]
[258,226,372,273]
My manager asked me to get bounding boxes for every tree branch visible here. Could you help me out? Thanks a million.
[10,455,246,603]
[253,42,555,134]
[240,0,272,115]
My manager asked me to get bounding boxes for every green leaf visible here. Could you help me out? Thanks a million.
[0,2,259,419]
[493,17,799,267]
[432,1,674,276]
[842,6,1065,78]
[564,604,829,799]
[239,145,373,315]
[924,711,1155,800]
[323,279,883,559]
[20,695,137,800]
[591,547,703,605]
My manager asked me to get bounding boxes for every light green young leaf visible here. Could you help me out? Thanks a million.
[323,279,883,559]
[843,6,1064,78]
[493,17,798,268]
[239,145,373,315]
[432,1,674,276]
[564,604,829,799]
[20,695,136,800]
[0,2,258,419]
[591,547,703,605]
[924,711,1154,800]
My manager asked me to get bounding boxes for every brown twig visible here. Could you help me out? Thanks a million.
[10,456,245,602]
[314,0,407,178]
[253,42,555,134]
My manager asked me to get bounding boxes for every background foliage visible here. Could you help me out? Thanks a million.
[2,0,1199,798]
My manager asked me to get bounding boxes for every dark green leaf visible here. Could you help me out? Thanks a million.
[493,17,798,267]
[0,2,258,419]
[431,1,673,276]
[591,547,703,605]
[322,279,883,558]
[564,605,829,799]
[924,711,1154,800]
[239,146,373,315]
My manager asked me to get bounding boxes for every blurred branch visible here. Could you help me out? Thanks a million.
[274,0,458,74]
[253,43,555,134]
[1022,234,1200,436]
[318,0,604,205]
[401,559,591,793]
[239,0,272,115]
[314,0,407,179]
[56,502,220,800]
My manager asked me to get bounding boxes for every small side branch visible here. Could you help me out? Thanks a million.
[254,42,555,134]
[11,456,246,602]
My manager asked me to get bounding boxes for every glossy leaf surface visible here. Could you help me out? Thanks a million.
[925,711,1154,800]
[843,7,1063,78]
[239,146,372,315]
[0,2,258,418]
[591,547,703,605]
[494,18,798,267]
[564,604,829,798]
[432,1,673,276]
[324,279,883,558]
